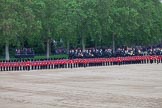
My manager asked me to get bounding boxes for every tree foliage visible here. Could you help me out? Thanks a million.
[1,0,162,59]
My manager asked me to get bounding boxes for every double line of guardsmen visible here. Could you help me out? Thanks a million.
[0,55,162,71]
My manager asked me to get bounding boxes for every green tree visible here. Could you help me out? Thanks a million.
[32,0,63,58]
[0,0,37,60]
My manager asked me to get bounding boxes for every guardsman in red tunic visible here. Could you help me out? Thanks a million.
[105,58,108,66]
[89,59,93,66]
[125,57,128,64]
[45,60,48,69]
[159,56,161,63]
[117,57,121,65]
[134,56,137,64]
[102,58,106,66]
[142,56,146,64]
[32,61,35,70]
[107,58,110,66]
[33,61,36,70]
[3,62,5,71]
[94,58,97,66]
[11,62,13,71]
[58,60,61,68]
[15,62,18,71]
[22,61,25,70]
[12,62,16,71]
[62,59,66,68]
[111,57,115,65]
[38,61,41,69]
[42,61,46,69]
[51,60,55,69]
[30,61,33,70]
[47,60,51,69]
[150,56,153,64]
[41,61,45,69]
[76,59,79,68]
[130,56,133,64]
[83,59,87,67]
[81,59,85,67]
[53,60,57,69]
[137,56,140,64]
[136,56,139,64]
[40,61,44,69]
[138,56,141,64]
[2,62,5,71]
[0,62,2,71]
[10,62,13,71]
[7,62,12,71]
[146,56,149,64]
[155,55,158,64]
[34,61,37,70]
[1,62,4,71]
[123,57,126,64]
[16,62,20,71]
[19,61,23,70]
[37,61,40,69]
[129,56,132,64]
[57,60,60,68]
[109,58,111,66]
[54,60,57,69]
[127,57,130,64]
[157,55,159,64]
[69,59,73,68]
[98,58,101,66]
[14,62,17,71]
[26,60,30,71]
[6,62,9,71]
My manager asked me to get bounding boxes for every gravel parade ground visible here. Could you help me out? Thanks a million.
[0,64,162,108]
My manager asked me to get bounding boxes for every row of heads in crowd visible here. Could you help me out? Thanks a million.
[14,46,162,59]
[15,48,35,55]
[68,46,162,59]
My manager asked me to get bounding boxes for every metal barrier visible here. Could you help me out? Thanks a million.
[0,55,162,71]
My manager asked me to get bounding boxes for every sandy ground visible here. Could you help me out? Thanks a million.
[0,64,162,108]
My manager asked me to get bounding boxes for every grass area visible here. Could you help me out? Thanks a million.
[0,54,68,61]
[34,54,68,60]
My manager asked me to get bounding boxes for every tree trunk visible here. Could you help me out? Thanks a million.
[81,36,85,51]
[46,39,50,59]
[5,41,10,61]
[112,33,115,54]
[67,40,70,53]
[95,41,97,48]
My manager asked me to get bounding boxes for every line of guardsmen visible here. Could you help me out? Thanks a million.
[0,55,162,71]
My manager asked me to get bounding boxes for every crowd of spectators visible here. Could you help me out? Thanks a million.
[54,48,67,55]
[69,46,162,59]
[14,46,162,59]
[15,48,35,58]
